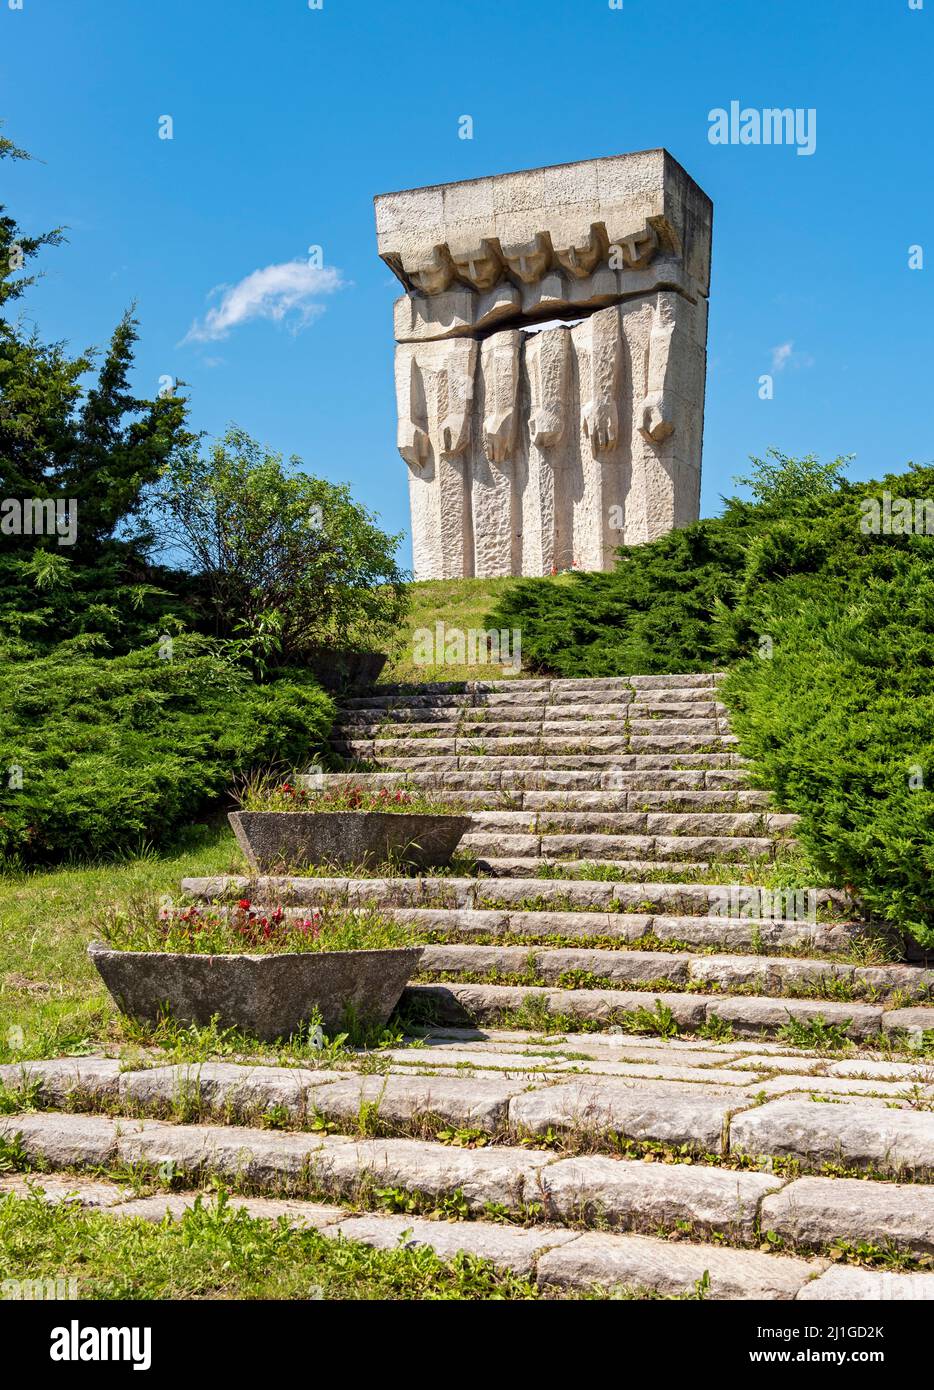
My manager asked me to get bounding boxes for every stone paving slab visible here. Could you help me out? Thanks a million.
[0,1057,123,1103]
[536,1230,820,1299]
[796,1265,934,1300]
[331,1214,579,1274]
[534,1036,759,1063]
[699,995,883,1039]
[404,980,883,1040]
[883,1007,934,1035]
[729,1098,934,1175]
[114,1119,335,1187]
[306,1073,529,1130]
[557,1061,766,1085]
[730,1053,830,1075]
[760,1174,934,1254]
[828,1057,934,1081]
[540,1154,783,1238]
[117,1062,343,1117]
[748,1074,932,1101]
[310,1135,554,1211]
[380,1046,574,1073]
[0,1111,120,1167]
[0,1174,131,1208]
[110,1193,349,1229]
[507,1079,735,1150]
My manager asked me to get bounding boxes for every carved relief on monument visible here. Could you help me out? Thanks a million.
[376,150,712,579]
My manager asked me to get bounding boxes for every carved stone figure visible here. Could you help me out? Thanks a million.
[374,149,712,579]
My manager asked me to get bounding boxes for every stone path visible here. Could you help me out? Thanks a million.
[4,674,934,1298]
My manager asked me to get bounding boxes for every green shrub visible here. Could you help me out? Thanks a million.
[147,427,409,668]
[0,637,334,865]
[488,517,750,676]
[488,454,934,945]
[723,527,934,948]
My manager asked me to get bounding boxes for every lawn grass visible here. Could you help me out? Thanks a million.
[0,1191,544,1301]
[380,577,560,685]
[0,820,248,1064]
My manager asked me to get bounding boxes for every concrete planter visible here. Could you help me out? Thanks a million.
[88,940,422,1040]
[228,809,470,872]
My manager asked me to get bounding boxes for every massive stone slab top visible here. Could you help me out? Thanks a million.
[374,149,712,303]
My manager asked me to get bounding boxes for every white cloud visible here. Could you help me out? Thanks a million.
[182,259,346,343]
[769,340,815,373]
[771,341,794,371]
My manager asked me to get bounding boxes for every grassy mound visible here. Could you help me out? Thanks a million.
[379,577,527,684]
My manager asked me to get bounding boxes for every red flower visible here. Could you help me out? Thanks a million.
[238,898,251,910]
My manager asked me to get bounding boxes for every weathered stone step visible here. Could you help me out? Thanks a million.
[416,944,932,1001]
[5,1168,863,1299]
[17,1169,898,1298]
[15,1164,929,1296]
[423,791,773,813]
[342,690,726,714]
[334,734,740,759]
[461,831,779,862]
[4,1087,934,1214]
[405,980,887,1040]
[795,1266,934,1299]
[336,700,728,722]
[0,1107,783,1243]
[760,1174,934,1254]
[185,900,859,957]
[730,1098,934,1177]
[339,712,729,732]
[353,753,746,772]
[355,674,723,702]
[178,889,857,955]
[389,907,858,954]
[336,701,727,726]
[461,809,793,836]
[340,719,728,742]
[323,768,754,791]
[535,1236,932,1300]
[342,690,730,716]
[463,857,758,879]
[183,875,849,919]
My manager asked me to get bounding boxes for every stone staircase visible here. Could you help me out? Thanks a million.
[258,672,932,1038]
[4,673,934,1300]
[330,672,781,878]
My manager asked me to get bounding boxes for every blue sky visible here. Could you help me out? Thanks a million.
[3,0,932,571]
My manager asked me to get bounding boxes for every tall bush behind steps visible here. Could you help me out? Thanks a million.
[0,638,334,865]
[488,454,934,946]
[147,428,410,670]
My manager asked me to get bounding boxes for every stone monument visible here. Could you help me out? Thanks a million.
[374,149,712,580]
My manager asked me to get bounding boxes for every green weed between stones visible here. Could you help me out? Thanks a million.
[0,1191,544,1301]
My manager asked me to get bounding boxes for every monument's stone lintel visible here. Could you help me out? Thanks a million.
[374,150,712,581]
